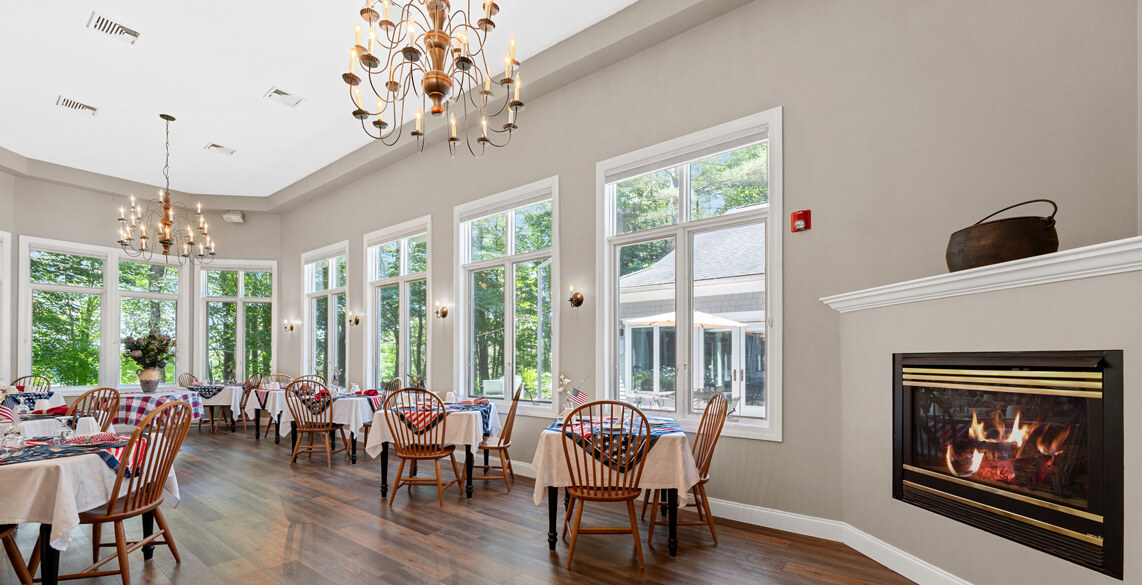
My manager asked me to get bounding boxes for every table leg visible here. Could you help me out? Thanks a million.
[412,461,418,477]
[379,442,389,497]
[483,449,490,475]
[230,409,236,432]
[465,445,474,498]
[39,523,59,585]
[290,422,297,450]
[142,511,155,560]
[564,488,570,510]
[274,417,280,444]
[255,409,262,440]
[547,486,558,551]
[351,435,357,464]
[330,429,337,450]
[667,488,679,557]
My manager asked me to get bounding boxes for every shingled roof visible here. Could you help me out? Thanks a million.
[619,223,764,288]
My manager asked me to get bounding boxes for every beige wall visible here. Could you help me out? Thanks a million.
[271,0,1138,523]
[838,273,1142,584]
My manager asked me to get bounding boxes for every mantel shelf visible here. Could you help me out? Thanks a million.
[820,235,1142,313]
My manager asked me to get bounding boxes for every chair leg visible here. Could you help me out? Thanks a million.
[307,432,314,460]
[323,432,332,468]
[435,459,444,508]
[27,537,39,576]
[562,497,578,541]
[647,489,660,545]
[154,508,181,562]
[498,449,511,493]
[448,453,462,494]
[289,431,302,465]
[566,498,585,569]
[341,428,350,463]
[2,532,32,585]
[640,489,652,520]
[626,500,645,569]
[505,450,515,480]
[698,483,717,545]
[91,521,102,563]
[114,520,130,585]
[389,458,406,507]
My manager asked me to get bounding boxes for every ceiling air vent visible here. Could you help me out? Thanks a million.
[263,86,303,108]
[55,96,98,116]
[85,12,141,45]
[222,211,246,224]
[204,143,237,156]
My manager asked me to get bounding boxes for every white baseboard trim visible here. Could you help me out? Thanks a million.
[508,459,970,585]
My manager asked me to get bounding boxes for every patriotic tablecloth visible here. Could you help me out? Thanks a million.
[530,416,698,505]
[364,402,499,457]
[182,385,244,418]
[244,388,286,423]
[0,443,179,550]
[277,395,373,438]
[2,391,65,412]
[114,391,204,426]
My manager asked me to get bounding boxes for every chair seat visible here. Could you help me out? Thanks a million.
[295,424,341,432]
[478,437,510,450]
[79,497,162,522]
[394,444,456,460]
[567,486,642,502]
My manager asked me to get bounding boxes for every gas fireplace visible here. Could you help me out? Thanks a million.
[893,351,1123,579]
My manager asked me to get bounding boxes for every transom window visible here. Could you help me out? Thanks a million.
[367,228,428,388]
[600,109,782,439]
[198,264,275,384]
[457,178,557,404]
[304,247,348,387]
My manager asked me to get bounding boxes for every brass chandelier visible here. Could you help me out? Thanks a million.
[117,114,216,265]
[342,0,524,156]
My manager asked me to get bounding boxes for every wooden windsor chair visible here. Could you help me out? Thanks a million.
[235,373,262,431]
[259,374,293,437]
[29,400,193,584]
[1,524,32,585]
[176,373,199,387]
[383,388,463,508]
[66,387,121,432]
[466,384,522,492]
[285,381,348,467]
[644,393,728,545]
[10,375,50,393]
[359,378,405,447]
[293,374,326,388]
[560,400,652,569]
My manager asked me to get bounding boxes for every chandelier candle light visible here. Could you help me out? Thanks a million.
[342,0,524,157]
[117,114,216,265]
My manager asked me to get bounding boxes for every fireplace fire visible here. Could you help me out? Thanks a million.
[893,351,1123,579]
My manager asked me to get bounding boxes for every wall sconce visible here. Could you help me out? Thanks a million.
[435,301,449,319]
[283,320,297,332]
[347,311,361,326]
[568,283,585,308]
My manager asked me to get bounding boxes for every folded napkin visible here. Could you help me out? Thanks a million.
[66,432,123,445]
[362,389,379,396]
[456,398,491,406]
[31,405,69,416]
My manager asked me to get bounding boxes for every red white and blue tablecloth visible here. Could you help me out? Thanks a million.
[113,391,204,426]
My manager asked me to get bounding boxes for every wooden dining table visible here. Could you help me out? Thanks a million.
[530,417,699,557]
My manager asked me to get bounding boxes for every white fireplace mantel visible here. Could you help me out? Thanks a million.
[821,236,1142,313]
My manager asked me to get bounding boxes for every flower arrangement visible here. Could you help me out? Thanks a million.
[122,329,176,370]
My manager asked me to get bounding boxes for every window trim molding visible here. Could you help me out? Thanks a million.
[193,259,278,382]
[454,176,560,417]
[0,230,10,385]
[362,216,432,390]
[301,241,349,383]
[17,235,192,390]
[594,108,783,441]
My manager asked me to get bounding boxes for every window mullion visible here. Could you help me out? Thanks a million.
[504,261,515,399]
[675,227,689,416]
[398,280,409,383]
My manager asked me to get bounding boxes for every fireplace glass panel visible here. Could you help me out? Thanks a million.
[911,386,1089,510]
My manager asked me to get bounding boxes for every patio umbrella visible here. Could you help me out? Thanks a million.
[626,310,745,328]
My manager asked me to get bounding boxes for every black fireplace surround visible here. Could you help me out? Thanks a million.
[893,351,1123,579]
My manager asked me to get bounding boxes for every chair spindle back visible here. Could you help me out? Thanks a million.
[383,388,449,458]
[285,381,334,430]
[67,387,121,432]
[693,393,728,477]
[560,401,651,496]
[176,373,199,387]
[10,375,50,393]
[106,400,193,516]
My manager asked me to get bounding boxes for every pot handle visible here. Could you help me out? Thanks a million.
[973,199,1058,225]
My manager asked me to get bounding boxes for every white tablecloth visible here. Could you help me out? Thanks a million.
[277,395,373,438]
[181,385,244,418]
[530,426,699,505]
[1,392,66,412]
[0,417,69,438]
[0,453,180,550]
[364,405,496,458]
[245,389,286,422]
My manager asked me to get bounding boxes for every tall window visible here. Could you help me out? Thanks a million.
[198,264,275,384]
[0,231,9,384]
[458,178,557,403]
[20,237,191,389]
[304,249,347,387]
[367,228,428,388]
[600,110,782,437]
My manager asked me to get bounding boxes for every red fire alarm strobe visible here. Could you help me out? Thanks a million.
[791,210,811,232]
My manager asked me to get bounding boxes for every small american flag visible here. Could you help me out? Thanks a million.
[571,388,589,406]
[0,405,19,424]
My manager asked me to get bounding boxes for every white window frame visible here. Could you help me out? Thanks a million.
[194,259,278,382]
[454,176,560,417]
[363,216,432,389]
[17,236,192,392]
[301,242,349,385]
[0,230,10,385]
[595,108,783,441]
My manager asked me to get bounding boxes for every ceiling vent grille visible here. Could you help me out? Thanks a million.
[263,86,303,108]
[204,143,237,156]
[86,12,141,44]
[55,96,98,115]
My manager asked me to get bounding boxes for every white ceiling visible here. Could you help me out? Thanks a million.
[0,1,639,197]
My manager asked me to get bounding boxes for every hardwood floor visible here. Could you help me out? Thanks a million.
[2,429,915,585]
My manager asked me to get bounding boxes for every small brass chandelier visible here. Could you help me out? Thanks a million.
[117,114,216,265]
[342,0,524,157]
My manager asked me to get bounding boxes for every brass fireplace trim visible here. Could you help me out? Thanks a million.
[902,373,1102,390]
[903,464,1103,522]
[903,368,1102,380]
[903,481,1104,546]
[901,380,1101,399]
